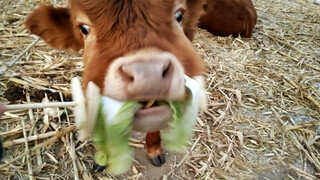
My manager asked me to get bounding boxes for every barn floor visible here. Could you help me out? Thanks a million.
[0,0,319,179]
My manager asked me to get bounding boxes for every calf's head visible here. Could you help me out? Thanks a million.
[25,0,205,102]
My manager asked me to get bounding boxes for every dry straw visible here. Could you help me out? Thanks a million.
[0,0,319,179]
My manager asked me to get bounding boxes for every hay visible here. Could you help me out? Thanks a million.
[0,0,319,179]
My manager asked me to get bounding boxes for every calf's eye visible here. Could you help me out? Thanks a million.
[175,11,183,23]
[80,24,90,35]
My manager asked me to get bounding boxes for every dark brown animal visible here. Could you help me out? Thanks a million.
[183,0,257,40]
[25,0,257,170]
[200,0,257,38]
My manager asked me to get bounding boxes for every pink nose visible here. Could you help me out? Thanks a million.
[119,59,173,99]
[104,51,185,101]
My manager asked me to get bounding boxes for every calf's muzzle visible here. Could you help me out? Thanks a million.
[103,51,185,101]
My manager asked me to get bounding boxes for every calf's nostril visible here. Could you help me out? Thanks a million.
[119,66,134,83]
[162,62,172,79]
[128,76,134,82]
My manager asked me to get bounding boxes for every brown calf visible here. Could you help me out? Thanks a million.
[199,0,257,38]
[25,0,205,168]
[183,0,257,40]
[25,0,257,170]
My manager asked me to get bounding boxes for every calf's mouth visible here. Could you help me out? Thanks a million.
[133,100,171,132]
[102,50,187,132]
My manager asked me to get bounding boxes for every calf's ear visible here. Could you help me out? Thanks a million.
[25,4,83,51]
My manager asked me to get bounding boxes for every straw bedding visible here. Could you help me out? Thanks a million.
[0,0,319,179]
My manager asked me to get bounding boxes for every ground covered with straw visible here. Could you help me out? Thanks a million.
[0,0,319,179]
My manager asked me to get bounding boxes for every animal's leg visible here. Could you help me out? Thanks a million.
[146,131,165,166]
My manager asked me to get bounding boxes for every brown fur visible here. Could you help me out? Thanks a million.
[199,0,257,38]
[146,131,162,157]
